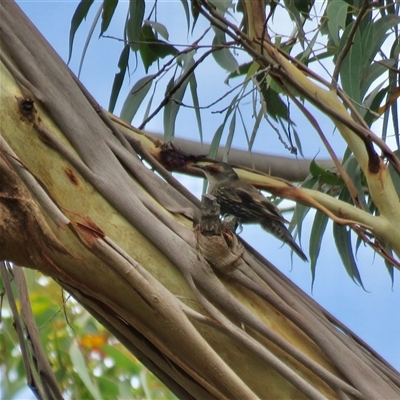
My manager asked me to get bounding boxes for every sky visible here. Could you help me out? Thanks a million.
[13,0,400,390]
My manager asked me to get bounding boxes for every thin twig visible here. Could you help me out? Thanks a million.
[138,48,215,129]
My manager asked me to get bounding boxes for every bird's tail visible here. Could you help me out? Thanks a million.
[261,221,308,262]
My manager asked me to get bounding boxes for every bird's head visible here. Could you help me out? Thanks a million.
[192,162,238,183]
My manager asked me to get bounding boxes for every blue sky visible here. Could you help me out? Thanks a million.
[16,0,400,378]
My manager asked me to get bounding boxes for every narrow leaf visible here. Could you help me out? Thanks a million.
[145,20,169,40]
[339,26,363,109]
[361,59,395,99]
[327,0,348,46]
[291,177,317,241]
[120,74,155,123]
[209,105,236,159]
[108,44,130,113]
[310,210,329,289]
[140,25,178,72]
[179,0,191,32]
[126,0,145,52]
[100,0,118,36]
[333,223,364,288]
[310,159,344,185]
[70,341,103,400]
[189,73,203,143]
[370,15,400,62]
[212,30,238,73]
[69,0,94,63]
[224,111,237,161]
[78,3,103,78]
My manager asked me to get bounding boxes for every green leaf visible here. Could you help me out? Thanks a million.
[70,341,103,400]
[209,103,236,159]
[145,20,169,40]
[310,210,329,289]
[292,176,317,241]
[343,156,367,209]
[98,376,119,399]
[77,3,103,78]
[260,85,289,121]
[102,345,140,373]
[226,61,253,83]
[224,111,237,161]
[140,25,178,73]
[249,108,263,150]
[209,0,233,14]
[189,73,203,143]
[108,44,130,113]
[338,25,363,110]
[69,0,94,63]
[164,80,189,141]
[370,15,400,62]
[310,159,344,185]
[100,0,118,36]
[212,30,239,72]
[126,0,145,52]
[359,20,374,72]
[293,0,313,19]
[333,223,364,288]
[120,74,154,123]
[179,0,191,32]
[363,86,387,127]
[191,0,200,32]
[283,0,305,39]
[361,59,395,99]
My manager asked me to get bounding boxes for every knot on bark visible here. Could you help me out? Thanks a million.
[195,194,244,273]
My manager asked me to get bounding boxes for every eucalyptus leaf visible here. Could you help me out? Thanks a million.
[310,159,344,186]
[77,3,102,78]
[189,73,203,143]
[326,0,349,46]
[100,0,118,36]
[69,0,95,63]
[338,25,363,110]
[126,0,145,52]
[361,59,395,99]
[145,20,169,40]
[209,103,236,159]
[108,44,130,113]
[332,223,364,288]
[310,210,329,289]
[120,74,155,123]
[139,25,178,73]
[224,111,237,161]
[70,341,103,400]
[212,31,239,73]
[179,0,191,32]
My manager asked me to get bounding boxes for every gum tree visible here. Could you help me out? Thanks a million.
[1,0,400,398]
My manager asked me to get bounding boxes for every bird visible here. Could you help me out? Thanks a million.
[192,162,308,261]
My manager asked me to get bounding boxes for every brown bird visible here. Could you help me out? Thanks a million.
[193,162,307,261]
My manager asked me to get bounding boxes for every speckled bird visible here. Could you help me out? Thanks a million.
[193,162,307,261]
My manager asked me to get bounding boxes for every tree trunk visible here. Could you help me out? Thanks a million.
[1,1,399,398]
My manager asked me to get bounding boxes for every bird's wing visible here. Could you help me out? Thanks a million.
[235,186,289,224]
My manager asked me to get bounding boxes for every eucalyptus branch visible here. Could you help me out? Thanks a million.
[288,94,364,209]
[196,0,400,176]
[331,0,371,89]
